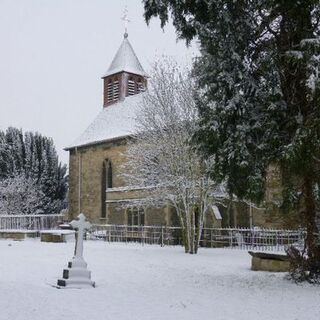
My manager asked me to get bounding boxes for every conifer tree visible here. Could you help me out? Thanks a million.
[0,127,67,214]
[0,174,45,215]
[143,0,320,281]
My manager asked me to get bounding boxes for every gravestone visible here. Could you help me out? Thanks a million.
[40,230,75,243]
[57,213,95,288]
[249,251,290,272]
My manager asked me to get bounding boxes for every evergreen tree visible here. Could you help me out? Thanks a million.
[0,127,67,214]
[143,0,320,281]
[0,131,12,179]
[0,174,45,215]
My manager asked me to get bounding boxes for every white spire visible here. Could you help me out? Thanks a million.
[102,35,147,78]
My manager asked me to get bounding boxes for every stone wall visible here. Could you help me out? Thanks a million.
[252,164,301,229]
[68,139,172,226]
[68,141,300,229]
[68,139,129,224]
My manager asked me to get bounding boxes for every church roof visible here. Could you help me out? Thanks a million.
[102,34,147,78]
[66,94,143,150]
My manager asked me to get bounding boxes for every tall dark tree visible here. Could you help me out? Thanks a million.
[0,127,67,214]
[143,0,320,280]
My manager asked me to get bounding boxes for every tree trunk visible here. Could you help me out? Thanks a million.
[179,213,189,253]
[277,4,320,279]
[190,209,195,254]
[303,176,320,277]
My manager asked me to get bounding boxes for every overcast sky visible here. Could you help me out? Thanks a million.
[0,0,198,165]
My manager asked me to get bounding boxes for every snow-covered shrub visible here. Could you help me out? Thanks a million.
[0,174,45,215]
[0,128,67,214]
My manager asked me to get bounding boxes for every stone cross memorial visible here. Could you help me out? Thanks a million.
[57,213,95,288]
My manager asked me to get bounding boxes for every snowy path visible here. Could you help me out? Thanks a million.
[0,240,319,320]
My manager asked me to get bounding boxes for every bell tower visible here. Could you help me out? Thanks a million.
[102,33,148,107]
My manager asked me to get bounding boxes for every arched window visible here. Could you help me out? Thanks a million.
[107,160,112,188]
[103,159,113,189]
[101,159,113,218]
[127,207,145,226]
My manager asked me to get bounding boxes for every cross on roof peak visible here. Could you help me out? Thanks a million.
[121,6,130,38]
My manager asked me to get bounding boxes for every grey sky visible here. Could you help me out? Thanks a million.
[0,0,198,165]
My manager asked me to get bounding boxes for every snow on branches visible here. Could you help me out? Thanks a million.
[0,174,45,215]
[0,128,67,215]
[121,59,226,254]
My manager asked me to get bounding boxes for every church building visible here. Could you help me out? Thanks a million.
[66,33,223,228]
[66,33,300,230]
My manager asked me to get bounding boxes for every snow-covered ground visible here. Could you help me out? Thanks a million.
[0,239,319,320]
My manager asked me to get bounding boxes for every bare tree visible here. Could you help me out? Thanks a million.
[121,59,225,254]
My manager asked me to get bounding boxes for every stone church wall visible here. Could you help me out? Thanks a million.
[68,141,301,229]
[68,139,128,224]
[68,138,176,226]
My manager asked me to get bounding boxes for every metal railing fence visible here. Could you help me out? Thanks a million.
[0,214,64,231]
[88,224,182,246]
[88,224,307,251]
[0,215,308,251]
[201,227,306,251]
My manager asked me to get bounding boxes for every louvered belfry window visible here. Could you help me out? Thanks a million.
[107,77,120,103]
[113,80,119,101]
[137,79,145,93]
[128,77,136,96]
[107,79,113,102]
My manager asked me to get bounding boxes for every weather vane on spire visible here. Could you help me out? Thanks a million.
[121,6,130,38]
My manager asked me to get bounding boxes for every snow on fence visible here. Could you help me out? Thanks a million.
[88,224,182,246]
[201,227,306,251]
[88,224,306,251]
[0,214,64,231]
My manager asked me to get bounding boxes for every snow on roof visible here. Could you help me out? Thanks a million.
[102,34,147,78]
[66,94,143,150]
